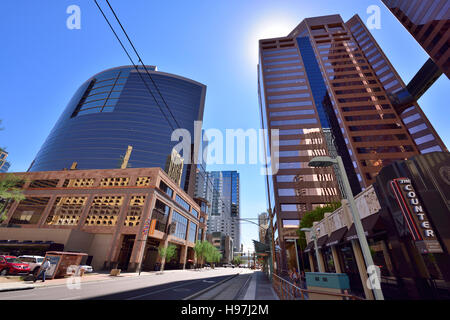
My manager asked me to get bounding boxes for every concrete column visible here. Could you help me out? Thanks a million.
[3,200,20,224]
[180,245,188,269]
[127,193,156,272]
[36,195,58,227]
[331,246,343,274]
[351,239,374,300]
[104,194,132,269]
[380,240,394,276]
[308,252,315,272]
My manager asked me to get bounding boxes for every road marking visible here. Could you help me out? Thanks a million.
[243,273,256,300]
[125,281,196,300]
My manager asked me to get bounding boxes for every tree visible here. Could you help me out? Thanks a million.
[296,202,341,250]
[194,240,209,268]
[0,174,26,223]
[158,244,177,273]
[233,256,242,266]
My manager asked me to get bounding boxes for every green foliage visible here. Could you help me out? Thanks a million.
[233,256,243,266]
[296,202,341,250]
[0,174,26,223]
[158,244,177,262]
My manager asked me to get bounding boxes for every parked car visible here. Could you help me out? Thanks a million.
[0,255,31,276]
[223,263,234,268]
[79,265,93,273]
[18,255,45,275]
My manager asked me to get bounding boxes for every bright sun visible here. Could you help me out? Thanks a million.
[245,13,298,64]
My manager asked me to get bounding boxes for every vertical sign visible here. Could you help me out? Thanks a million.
[142,218,152,237]
[148,219,156,236]
[390,178,443,253]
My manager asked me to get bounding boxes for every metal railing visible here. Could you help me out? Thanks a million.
[272,273,364,300]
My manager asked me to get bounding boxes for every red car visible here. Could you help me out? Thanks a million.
[0,255,31,276]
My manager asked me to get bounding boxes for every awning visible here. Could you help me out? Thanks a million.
[316,235,329,249]
[325,227,348,247]
[345,214,386,242]
[303,241,314,253]
[253,240,270,254]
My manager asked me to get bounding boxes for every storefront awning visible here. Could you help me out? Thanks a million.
[303,241,314,253]
[325,227,348,247]
[316,235,329,249]
[345,214,386,242]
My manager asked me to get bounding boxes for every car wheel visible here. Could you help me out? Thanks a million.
[0,269,8,276]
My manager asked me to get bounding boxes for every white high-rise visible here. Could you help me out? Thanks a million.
[195,170,240,252]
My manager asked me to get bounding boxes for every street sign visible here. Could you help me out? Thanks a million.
[149,219,156,236]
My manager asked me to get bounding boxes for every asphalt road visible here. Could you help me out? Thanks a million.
[0,269,245,300]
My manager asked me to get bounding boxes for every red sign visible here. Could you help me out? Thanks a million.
[390,178,443,253]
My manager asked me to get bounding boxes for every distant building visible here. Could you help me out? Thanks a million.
[258,212,269,243]
[0,150,10,173]
[209,231,234,264]
[195,171,240,251]
[165,149,184,186]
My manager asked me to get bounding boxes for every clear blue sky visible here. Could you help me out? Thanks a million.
[1,1,448,253]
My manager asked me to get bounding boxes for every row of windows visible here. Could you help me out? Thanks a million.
[265,66,303,72]
[268,93,311,101]
[268,100,313,109]
[265,71,305,79]
[266,78,306,86]
[278,187,338,196]
[275,149,326,157]
[267,86,308,93]
[271,118,317,126]
[270,109,315,117]
[265,59,300,66]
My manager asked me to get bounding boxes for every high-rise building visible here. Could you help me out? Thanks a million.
[346,14,447,156]
[28,65,206,197]
[195,171,240,251]
[381,0,449,79]
[259,14,446,270]
[0,150,10,173]
[258,212,269,243]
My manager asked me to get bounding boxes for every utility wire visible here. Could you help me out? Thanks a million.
[95,0,235,219]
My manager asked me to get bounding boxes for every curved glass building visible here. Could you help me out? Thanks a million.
[29,65,206,194]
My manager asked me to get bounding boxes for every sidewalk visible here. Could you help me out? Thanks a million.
[243,271,279,300]
[0,269,186,292]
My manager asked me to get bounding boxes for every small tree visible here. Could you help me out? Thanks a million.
[296,202,341,250]
[194,240,209,269]
[233,256,242,267]
[0,174,26,223]
[158,244,177,273]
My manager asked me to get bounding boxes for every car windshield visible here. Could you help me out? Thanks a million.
[6,258,22,263]
[36,258,44,263]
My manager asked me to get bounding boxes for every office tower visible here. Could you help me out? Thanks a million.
[382,0,449,79]
[346,14,448,156]
[28,65,206,196]
[195,171,240,251]
[259,14,445,269]
[165,149,184,186]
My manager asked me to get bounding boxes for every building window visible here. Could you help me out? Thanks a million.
[159,180,173,198]
[175,194,191,212]
[188,221,197,243]
[172,210,188,240]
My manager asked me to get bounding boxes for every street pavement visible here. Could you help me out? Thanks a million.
[0,267,248,300]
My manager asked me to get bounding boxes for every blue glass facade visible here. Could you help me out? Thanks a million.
[29,66,206,192]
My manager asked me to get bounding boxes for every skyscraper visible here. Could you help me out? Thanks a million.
[259,14,446,270]
[195,170,240,251]
[382,0,449,78]
[28,66,206,196]
[0,150,10,173]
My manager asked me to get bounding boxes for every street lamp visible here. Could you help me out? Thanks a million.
[308,156,384,300]
[300,227,324,273]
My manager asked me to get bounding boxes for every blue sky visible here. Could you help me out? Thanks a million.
[1,1,448,253]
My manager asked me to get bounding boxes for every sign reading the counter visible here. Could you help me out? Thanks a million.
[390,178,443,253]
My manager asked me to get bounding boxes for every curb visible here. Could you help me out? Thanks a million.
[0,285,34,293]
[182,273,240,300]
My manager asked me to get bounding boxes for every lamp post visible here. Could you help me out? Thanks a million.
[308,156,384,300]
[300,227,324,273]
